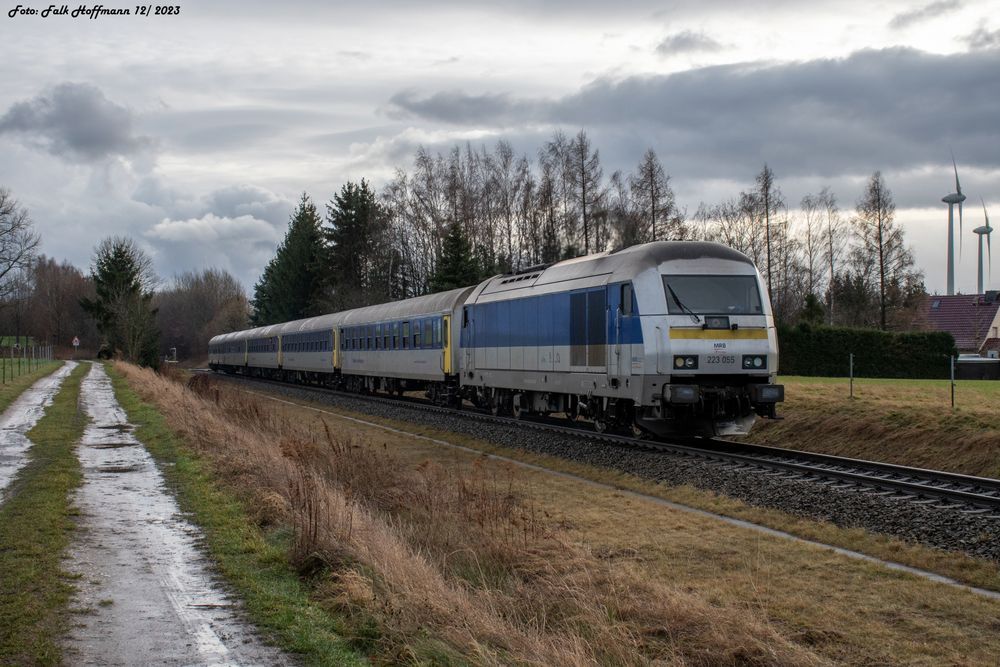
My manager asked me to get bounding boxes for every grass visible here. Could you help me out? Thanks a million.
[221,376,1000,591]
[0,360,62,414]
[211,376,1000,666]
[743,375,1000,478]
[105,364,366,667]
[119,363,826,666]
[0,362,88,666]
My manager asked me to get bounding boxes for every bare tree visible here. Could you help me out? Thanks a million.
[568,130,603,254]
[853,171,908,330]
[755,163,785,294]
[156,268,248,359]
[630,149,684,242]
[0,188,40,303]
[799,193,827,298]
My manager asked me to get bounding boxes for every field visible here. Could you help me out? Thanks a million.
[743,376,1000,478]
[115,364,1000,666]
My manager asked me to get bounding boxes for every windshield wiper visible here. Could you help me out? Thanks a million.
[666,284,701,324]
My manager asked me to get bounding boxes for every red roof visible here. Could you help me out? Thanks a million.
[921,295,1000,353]
[982,338,1000,352]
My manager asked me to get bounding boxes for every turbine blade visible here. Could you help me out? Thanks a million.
[952,150,963,194]
[986,198,993,284]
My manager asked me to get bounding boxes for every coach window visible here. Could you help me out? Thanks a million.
[433,318,441,347]
[401,322,409,349]
[423,320,433,348]
[414,320,422,348]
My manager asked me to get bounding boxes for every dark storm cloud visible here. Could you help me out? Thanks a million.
[0,82,153,161]
[388,47,1000,181]
[655,30,723,55]
[888,0,961,29]
[963,24,1000,50]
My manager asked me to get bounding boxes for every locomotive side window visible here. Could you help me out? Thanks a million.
[621,283,633,315]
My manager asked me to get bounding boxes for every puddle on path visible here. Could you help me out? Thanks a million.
[63,363,295,666]
[0,361,75,498]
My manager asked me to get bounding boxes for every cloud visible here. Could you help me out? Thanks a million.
[203,185,294,226]
[0,83,154,162]
[385,47,1000,186]
[962,24,1000,50]
[888,0,961,29]
[146,213,283,287]
[655,30,723,55]
[386,90,542,126]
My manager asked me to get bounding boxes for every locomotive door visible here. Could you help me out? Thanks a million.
[442,315,453,374]
[609,283,634,383]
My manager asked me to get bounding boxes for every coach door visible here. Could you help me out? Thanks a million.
[332,328,339,369]
[442,315,453,374]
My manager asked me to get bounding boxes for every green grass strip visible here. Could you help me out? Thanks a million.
[0,362,88,666]
[0,360,63,415]
[106,365,366,667]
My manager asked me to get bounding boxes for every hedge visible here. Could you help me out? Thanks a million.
[777,324,957,379]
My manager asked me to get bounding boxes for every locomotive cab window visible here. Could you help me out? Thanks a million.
[663,275,763,315]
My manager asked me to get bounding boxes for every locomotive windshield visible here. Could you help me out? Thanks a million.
[663,275,763,315]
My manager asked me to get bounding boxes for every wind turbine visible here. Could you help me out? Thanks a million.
[973,198,993,294]
[942,154,966,295]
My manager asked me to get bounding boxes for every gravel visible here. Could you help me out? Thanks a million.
[213,374,1000,563]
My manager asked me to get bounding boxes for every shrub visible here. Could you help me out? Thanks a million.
[778,324,956,379]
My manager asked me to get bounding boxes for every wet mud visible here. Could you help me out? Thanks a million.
[63,364,295,666]
[0,361,75,498]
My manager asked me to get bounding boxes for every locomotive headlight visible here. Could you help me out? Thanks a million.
[674,355,698,369]
[742,355,766,370]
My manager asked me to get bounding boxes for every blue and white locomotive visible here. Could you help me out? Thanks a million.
[209,241,784,436]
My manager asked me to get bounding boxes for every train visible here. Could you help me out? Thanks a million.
[209,241,784,436]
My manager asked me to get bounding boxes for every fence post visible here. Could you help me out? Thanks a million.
[950,355,955,409]
[849,352,854,399]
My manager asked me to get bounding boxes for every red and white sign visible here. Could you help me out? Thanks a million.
[72,337,80,348]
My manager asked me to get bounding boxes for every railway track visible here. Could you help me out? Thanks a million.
[202,371,1000,517]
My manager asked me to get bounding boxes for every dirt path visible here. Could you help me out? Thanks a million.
[62,364,296,666]
[0,361,74,497]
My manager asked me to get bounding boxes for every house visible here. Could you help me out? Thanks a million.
[920,292,1000,357]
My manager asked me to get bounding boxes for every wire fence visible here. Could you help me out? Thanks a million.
[0,344,55,384]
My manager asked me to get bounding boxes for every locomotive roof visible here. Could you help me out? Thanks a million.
[475,241,754,299]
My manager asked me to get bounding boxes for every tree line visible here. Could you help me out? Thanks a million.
[0,188,248,366]
[253,131,924,331]
[0,130,927,366]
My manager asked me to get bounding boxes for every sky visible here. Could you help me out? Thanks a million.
[1,0,998,295]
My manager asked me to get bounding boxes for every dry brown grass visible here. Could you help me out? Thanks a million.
[120,364,824,666]
[743,376,1000,478]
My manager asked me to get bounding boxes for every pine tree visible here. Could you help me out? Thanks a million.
[251,193,325,325]
[430,222,481,292]
[323,180,392,309]
[80,236,160,366]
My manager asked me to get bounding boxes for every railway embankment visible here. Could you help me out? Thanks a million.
[121,364,1000,665]
[743,376,1000,479]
